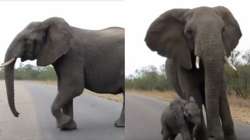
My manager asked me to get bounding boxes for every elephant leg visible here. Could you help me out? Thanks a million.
[166,60,186,98]
[194,110,208,140]
[188,99,208,140]
[178,69,207,140]
[51,88,82,130]
[194,91,208,140]
[219,91,237,140]
[51,94,71,129]
[62,100,77,130]
[180,129,192,140]
[114,91,125,127]
[52,60,84,130]
[162,128,170,140]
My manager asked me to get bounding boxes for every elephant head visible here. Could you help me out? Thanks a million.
[1,17,73,117]
[145,6,241,138]
[183,97,201,137]
[145,6,241,69]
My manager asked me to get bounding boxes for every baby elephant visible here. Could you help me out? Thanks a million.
[161,97,201,140]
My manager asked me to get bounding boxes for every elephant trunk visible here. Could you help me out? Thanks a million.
[4,41,22,117]
[194,30,225,138]
[203,58,224,137]
[4,58,18,117]
[200,36,225,137]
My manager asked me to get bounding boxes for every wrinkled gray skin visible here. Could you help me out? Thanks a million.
[161,97,201,140]
[145,6,241,140]
[4,17,125,130]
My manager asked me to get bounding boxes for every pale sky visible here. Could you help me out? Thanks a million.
[0,1,249,77]
[0,1,125,67]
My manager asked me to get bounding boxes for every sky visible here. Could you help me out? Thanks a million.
[0,1,125,67]
[0,0,249,77]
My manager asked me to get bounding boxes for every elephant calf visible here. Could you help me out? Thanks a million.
[161,97,201,140]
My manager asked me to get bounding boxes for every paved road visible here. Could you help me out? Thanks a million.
[0,81,124,140]
[126,94,250,140]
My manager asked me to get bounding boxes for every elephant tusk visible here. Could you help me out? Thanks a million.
[195,56,200,69]
[224,56,237,71]
[0,58,15,67]
[192,125,198,138]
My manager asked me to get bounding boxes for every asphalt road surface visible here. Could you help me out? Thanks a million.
[0,81,124,140]
[126,94,250,140]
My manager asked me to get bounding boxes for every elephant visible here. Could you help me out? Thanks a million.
[145,6,241,140]
[161,97,201,140]
[1,17,125,130]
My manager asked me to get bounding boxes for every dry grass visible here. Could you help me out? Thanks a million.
[128,90,177,101]
[85,92,123,103]
[228,95,250,124]
[128,90,250,124]
[37,80,57,85]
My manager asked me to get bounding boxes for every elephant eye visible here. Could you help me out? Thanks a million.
[222,27,226,33]
[185,29,193,38]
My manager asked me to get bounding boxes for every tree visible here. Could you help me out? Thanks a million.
[126,65,172,91]
[0,64,56,80]
[229,50,241,66]
[242,49,250,65]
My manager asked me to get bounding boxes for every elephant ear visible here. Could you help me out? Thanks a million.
[145,9,192,69]
[214,6,242,57]
[37,17,72,66]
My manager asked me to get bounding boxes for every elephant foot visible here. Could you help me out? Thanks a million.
[61,120,77,131]
[114,117,125,128]
[57,115,71,129]
[224,135,237,140]
[195,125,208,140]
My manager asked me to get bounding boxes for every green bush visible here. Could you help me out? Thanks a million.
[0,64,56,81]
[225,65,250,97]
[126,65,172,91]
[126,63,250,97]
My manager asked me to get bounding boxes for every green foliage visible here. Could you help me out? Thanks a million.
[126,50,250,97]
[225,65,250,97]
[0,64,56,80]
[126,65,172,91]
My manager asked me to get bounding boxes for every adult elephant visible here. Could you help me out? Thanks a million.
[145,6,241,140]
[1,17,125,130]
